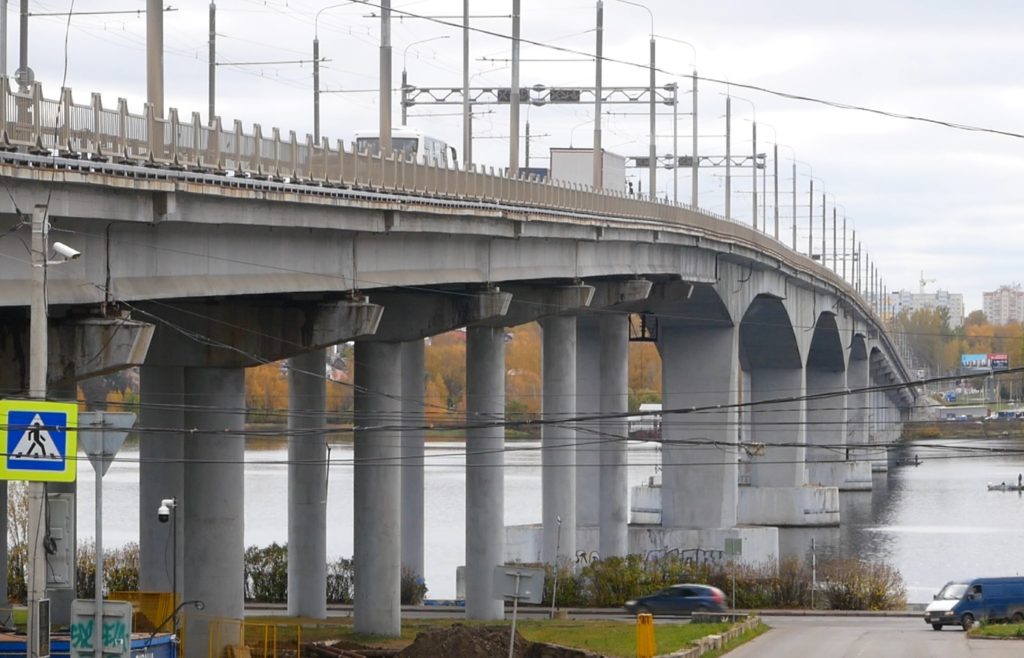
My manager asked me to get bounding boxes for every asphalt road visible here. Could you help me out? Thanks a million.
[727,615,1022,657]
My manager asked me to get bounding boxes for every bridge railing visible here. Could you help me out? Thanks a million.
[0,78,743,225]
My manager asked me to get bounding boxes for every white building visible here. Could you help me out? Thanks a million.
[887,289,965,328]
[983,284,1024,325]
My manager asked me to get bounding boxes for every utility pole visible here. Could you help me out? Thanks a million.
[648,34,655,198]
[832,207,837,272]
[509,0,521,175]
[208,1,216,122]
[146,0,164,117]
[671,82,678,203]
[524,120,530,167]
[821,192,825,266]
[773,143,779,239]
[27,205,47,658]
[1,0,7,76]
[691,70,698,207]
[379,1,392,154]
[463,0,471,167]
[791,161,796,250]
[724,96,731,218]
[808,180,813,256]
[842,216,847,281]
[751,120,757,229]
[18,0,28,91]
[593,1,603,190]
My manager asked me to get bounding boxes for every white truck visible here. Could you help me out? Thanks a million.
[549,148,626,193]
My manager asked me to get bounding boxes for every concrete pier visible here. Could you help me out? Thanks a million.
[287,349,327,618]
[401,339,426,582]
[465,326,505,620]
[599,314,628,558]
[183,367,245,658]
[353,342,402,636]
[575,316,601,529]
[540,316,576,565]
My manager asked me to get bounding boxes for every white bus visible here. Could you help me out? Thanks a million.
[354,128,458,168]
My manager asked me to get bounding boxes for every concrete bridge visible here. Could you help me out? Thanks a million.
[0,81,915,654]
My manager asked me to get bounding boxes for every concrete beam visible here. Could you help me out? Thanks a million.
[474,283,594,328]
[140,298,382,367]
[0,313,154,393]
[366,289,511,342]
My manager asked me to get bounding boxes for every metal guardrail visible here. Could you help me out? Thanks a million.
[0,77,732,227]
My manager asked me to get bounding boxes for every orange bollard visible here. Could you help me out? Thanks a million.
[636,612,656,658]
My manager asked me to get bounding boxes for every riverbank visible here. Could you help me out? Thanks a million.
[903,420,1024,440]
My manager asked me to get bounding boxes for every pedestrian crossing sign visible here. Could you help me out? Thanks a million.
[0,400,78,482]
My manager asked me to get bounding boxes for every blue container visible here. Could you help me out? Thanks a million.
[0,633,176,658]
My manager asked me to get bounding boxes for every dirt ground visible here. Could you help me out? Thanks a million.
[307,624,605,658]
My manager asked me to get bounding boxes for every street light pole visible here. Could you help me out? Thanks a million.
[691,70,698,207]
[593,1,603,190]
[208,1,216,122]
[379,0,392,154]
[401,36,450,126]
[509,0,521,175]
[463,0,471,167]
[146,0,164,117]
[725,95,731,218]
[773,143,779,240]
[615,0,655,197]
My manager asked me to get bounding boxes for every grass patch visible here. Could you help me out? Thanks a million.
[702,621,770,657]
[238,616,755,657]
[970,621,1024,638]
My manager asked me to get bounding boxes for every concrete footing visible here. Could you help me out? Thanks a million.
[738,486,840,526]
[808,460,873,491]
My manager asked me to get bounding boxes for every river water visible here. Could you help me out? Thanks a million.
[71,437,1024,603]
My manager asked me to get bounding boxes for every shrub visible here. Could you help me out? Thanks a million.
[819,557,907,610]
[326,557,354,604]
[401,566,427,605]
[244,543,289,602]
[76,542,140,598]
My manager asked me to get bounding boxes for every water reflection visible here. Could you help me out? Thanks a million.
[73,437,1024,602]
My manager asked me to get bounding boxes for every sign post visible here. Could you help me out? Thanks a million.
[724,537,743,610]
[77,411,137,658]
[493,565,545,658]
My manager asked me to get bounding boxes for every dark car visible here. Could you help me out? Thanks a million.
[624,583,727,615]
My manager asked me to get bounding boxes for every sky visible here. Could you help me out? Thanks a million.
[8,0,1024,313]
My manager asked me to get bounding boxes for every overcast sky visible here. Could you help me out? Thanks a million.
[10,0,1023,312]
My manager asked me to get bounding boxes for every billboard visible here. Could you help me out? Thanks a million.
[961,354,989,369]
[990,353,1010,370]
[960,353,1010,371]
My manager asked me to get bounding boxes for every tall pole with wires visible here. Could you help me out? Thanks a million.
[379,0,392,154]
[773,143,779,239]
[146,0,164,117]
[509,0,521,175]
[208,1,216,122]
[463,0,471,167]
[691,70,698,207]
[725,96,731,218]
[593,1,603,190]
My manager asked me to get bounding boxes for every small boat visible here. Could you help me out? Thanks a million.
[987,482,1024,491]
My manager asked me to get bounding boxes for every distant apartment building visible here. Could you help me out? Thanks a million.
[983,284,1024,325]
[887,289,965,328]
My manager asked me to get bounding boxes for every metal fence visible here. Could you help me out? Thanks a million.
[0,78,733,228]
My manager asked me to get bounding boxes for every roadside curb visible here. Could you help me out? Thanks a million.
[657,615,763,658]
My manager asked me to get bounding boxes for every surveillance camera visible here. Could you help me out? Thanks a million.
[52,242,81,261]
[157,504,170,523]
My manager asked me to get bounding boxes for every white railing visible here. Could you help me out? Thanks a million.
[0,78,734,227]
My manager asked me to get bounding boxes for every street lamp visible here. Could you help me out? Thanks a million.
[313,1,362,143]
[614,0,656,199]
[157,497,178,638]
[401,35,450,125]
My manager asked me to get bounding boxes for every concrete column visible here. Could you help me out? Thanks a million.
[749,368,806,487]
[183,367,245,658]
[599,314,628,558]
[805,368,846,486]
[287,349,327,618]
[353,342,402,636]
[540,316,576,566]
[465,326,505,620]
[847,356,869,448]
[401,339,426,582]
[139,366,184,594]
[658,323,738,528]
[575,316,601,528]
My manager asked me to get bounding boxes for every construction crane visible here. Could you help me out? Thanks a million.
[919,270,936,294]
